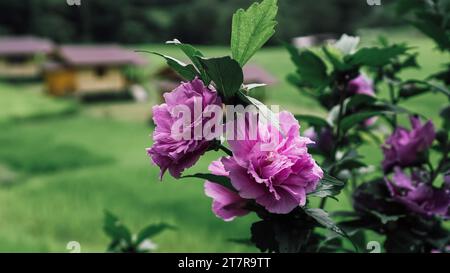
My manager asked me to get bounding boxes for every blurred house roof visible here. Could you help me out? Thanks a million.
[57,45,147,67]
[0,36,54,56]
[292,33,337,48]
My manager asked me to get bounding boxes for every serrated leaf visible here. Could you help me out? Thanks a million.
[347,45,409,67]
[166,39,210,83]
[305,208,346,237]
[197,56,243,101]
[287,45,329,88]
[144,51,198,80]
[322,46,352,71]
[231,0,278,67]
[309,173,346,199]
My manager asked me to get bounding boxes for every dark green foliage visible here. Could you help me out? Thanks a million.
[104,211,175,253]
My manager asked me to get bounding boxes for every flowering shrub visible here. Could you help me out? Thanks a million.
[145,0,449,253]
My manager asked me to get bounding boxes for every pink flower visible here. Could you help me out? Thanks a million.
[207,111,323,215]
[204,160,250,221]
[204,182,250,221]
[147,78,222,179]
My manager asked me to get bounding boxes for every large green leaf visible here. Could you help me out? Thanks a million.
[287,45,329,88]
[166,39,210,83]
[347,45,409,67]
[197,56,243,101]
[146,51,198,80]
[103,211,133,245]
[304,208,346,237]
[231,0,278,67]
[309,173,346,199]
[346,94,377,110]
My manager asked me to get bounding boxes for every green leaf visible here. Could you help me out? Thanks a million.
[309,173,346,199]
[166,39,210,83]
[294,114,330,128]
[144,51,198,80]
[346,94,377,110]
[103,211,133,245]
[287,45,329,88]
[197,56,243,101]
[368,211,404,225]
[340,111,384,132]
[347,45,409,67]
[322,46,351,71]
[231,0,278,67]
[181,173,235,192]
[304,208,346,237]
[136,223,175,245]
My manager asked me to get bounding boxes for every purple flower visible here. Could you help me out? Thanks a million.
[204,161,250,221]
[382,116,435,172]
[348,74,377,127]
[147,78,222,179]
[386,167,450,218]
[303,127,334,156]
[209,111,323,215]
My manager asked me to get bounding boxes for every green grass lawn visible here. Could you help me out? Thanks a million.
[0,28,448,252]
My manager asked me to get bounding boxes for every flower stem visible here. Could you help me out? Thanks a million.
[218,144,233,157]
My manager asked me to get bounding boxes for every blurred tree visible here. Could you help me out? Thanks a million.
[0,0,403,44]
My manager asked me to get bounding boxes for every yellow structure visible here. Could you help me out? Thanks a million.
[44,45,146,96]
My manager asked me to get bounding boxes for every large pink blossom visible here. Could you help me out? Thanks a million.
[205,111,323,217]
[147,78,222,179]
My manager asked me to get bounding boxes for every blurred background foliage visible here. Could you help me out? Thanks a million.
[0,0,401,44]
